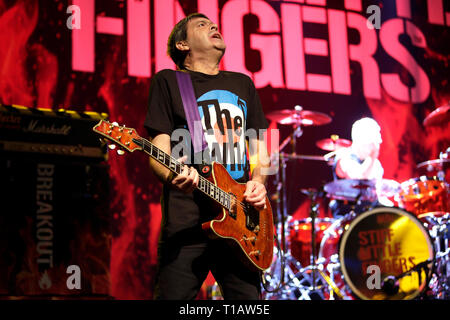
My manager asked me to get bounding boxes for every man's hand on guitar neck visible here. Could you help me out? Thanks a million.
[243,180,267,211]
[147,134,199,193]
[169,155,199,193]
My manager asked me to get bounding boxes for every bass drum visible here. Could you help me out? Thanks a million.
[319,207,435,300]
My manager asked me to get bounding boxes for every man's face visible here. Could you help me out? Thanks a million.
[359,132,382,158]
[184,17,226,54]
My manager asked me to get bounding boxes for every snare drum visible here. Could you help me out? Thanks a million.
[289,217,334,267]
[396,176,449,217]
[319,207,435,300]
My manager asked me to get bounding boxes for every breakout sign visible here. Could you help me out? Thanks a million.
[70,0,449,103]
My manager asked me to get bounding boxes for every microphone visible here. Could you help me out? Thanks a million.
[380,259,432,296]
[381,275,399,295]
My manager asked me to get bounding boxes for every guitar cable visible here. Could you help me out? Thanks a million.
[260,233,285,293]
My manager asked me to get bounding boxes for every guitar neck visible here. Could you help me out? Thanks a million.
[132,137,231,210]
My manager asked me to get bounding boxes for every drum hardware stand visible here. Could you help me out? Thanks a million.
[309,188,320,290]
[297,188,339,299]
[313,198,361,300]
[432,248,450,299]
[316,268,345,299]
[262,116,321,299]
[428,214,450,299]
[263,152,311,299]
[262,108,340,300]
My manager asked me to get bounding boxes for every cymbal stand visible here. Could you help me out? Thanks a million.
[262,122,315,299]
[309,190,319,290]
[263,153,310,299]
[294,188,332,299]
[277,105,305,157]
[290,124,303,156]
[274,115,304,266]
[428,214,450,299]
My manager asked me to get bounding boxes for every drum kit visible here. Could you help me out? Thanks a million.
[262,104,450,300]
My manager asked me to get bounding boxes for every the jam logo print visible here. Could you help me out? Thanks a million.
[197,90,247,180]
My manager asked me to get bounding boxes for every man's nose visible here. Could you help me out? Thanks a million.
[210,23,218,31]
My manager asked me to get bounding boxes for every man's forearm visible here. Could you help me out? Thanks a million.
[249,136,270,185]
[251,164,269,185]
[148,133,173,184]
[149,158,173,184]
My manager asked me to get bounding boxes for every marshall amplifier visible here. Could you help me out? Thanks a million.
[0,105,111,298]
[0,104,108,160]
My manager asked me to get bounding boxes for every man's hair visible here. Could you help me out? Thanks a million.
[351,117,382,144]
[167,13,209,70]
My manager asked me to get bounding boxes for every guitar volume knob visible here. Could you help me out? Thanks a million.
[249,250,260,257]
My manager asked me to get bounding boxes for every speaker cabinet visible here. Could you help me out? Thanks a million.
[0,155,110,298]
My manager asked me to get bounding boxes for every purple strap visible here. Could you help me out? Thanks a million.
[176,71,208,153]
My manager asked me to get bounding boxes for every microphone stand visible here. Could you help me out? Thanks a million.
[382,259,433,296]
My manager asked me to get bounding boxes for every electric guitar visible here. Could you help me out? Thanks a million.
[93,120,274,271]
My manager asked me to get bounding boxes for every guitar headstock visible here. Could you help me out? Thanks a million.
[93,120,143,154]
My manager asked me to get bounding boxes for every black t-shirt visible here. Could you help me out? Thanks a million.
[144,69,268,238]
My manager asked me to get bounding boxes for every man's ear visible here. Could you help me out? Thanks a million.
[176,40,189,52]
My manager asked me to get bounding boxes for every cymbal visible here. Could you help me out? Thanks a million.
[266,108,332,126]
[417,158,450,171]
[423,104,450,127]
[316,135,352,151]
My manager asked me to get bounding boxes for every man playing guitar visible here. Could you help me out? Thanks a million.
[145,13,271,300]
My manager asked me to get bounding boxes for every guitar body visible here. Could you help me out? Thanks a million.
[201,162,274,272]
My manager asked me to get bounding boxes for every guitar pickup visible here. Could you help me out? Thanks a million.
[229,209,237,219]
[228,194,237,219]
[246,205,260,232]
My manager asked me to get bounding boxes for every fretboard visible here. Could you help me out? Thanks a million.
[133,137,231,210]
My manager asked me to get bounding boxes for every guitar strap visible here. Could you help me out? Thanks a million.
[175,70,208,155]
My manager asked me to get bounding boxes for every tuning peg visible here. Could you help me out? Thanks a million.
[117,149,125,155]
[112,121,119,127]
[108,144,116,150]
